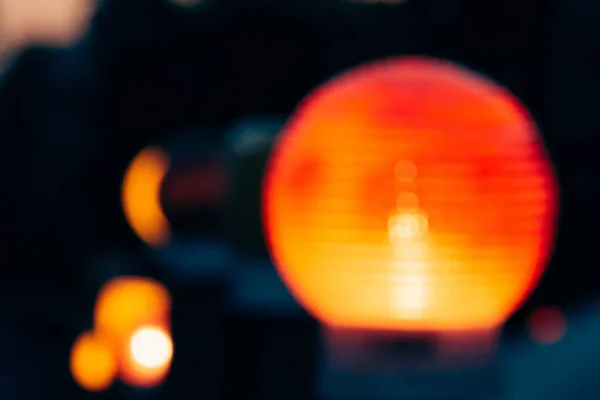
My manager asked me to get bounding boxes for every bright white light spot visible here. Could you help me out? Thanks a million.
[129,326,173,369]
[393,273,429,319]
[388,213,428,242]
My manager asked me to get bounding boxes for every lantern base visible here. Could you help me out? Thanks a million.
[318,326,501,400]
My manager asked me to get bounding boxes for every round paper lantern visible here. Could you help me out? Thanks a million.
[262,57,558,333]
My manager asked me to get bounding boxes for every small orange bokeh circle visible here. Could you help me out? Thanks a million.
[263,57,558,332]
[70,331,118,392]
[94,276,172,346]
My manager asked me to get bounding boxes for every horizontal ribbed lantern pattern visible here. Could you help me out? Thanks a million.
[262,57,558,332]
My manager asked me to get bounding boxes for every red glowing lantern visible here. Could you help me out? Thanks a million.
[262,57,558,335]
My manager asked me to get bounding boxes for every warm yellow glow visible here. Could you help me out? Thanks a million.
[70,331,118,392]
[94,277,172,388]
[121,325,174,388]
[121,147,170,247]
[94,276,171,352]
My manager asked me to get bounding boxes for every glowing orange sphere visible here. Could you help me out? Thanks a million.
[263,57,558,332]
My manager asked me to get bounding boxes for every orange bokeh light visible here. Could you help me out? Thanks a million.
[122,147,170,247]
[263,57,558,332]
[94,276,171,352]
[70,331,118,392]
[94,276,172,388]
[120,325,174,388]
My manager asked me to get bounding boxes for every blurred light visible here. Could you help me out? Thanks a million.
[122,147,171,247]
[70,331,118,392]
[94,276,171,353]
[263,57,558,333]
[121,325,173,388]
[130,326,173,368]
[527,306,566,345]
[0,0,97,48]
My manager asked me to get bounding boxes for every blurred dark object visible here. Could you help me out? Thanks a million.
[158,130,226,240]
[224,117,284,258]
[224,259,316,399]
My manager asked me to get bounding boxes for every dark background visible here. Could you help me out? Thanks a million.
[1,0,600,398]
